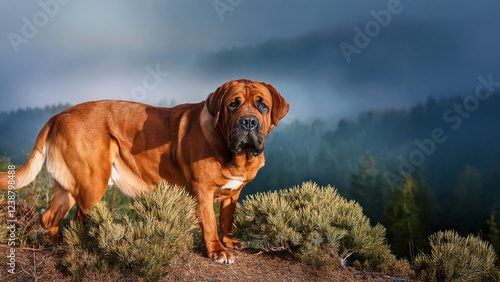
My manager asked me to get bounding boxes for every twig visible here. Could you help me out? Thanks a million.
[20,252,40,282]
[0,245,51,252]
[383,275,407,281]
[112,184,116,216]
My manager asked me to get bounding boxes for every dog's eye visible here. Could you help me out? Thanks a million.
[258,102,268,111]
[228,102,238,110]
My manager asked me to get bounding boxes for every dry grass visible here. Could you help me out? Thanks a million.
[0,245,413,281]
[167,248,412,281]
[0,246,65,282]
[0,197,51,249]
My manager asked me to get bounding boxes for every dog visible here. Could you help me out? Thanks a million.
[0,79,289,264]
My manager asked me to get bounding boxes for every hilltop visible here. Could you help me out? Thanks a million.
[0,245,410,281]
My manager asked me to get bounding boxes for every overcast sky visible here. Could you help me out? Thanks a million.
[1,0,499,122]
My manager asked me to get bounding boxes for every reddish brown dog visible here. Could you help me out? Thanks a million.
[0,79,289,264]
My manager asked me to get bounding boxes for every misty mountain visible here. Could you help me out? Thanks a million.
[193,23,500,121]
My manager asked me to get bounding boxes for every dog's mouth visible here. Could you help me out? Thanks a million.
[239,143,264,156]
[229,130,264,156]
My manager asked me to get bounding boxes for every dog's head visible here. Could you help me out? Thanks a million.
[206,79,290,156]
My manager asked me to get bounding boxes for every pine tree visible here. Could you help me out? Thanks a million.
[455,165,483,234]
[384,175,423,258]
[350,152,387,224]
[413,176,437,241]
[486,208,500,254]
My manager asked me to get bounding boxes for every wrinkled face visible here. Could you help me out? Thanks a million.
[223,84,273,156]
[206,79,290,156]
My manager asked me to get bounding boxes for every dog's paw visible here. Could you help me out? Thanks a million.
[48,229,64,245]
[209,249,235,264]
[223,236,245,250]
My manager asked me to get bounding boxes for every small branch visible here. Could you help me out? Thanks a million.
[0,244,51,252]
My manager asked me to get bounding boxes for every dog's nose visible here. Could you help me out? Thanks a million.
[240,115,259,130]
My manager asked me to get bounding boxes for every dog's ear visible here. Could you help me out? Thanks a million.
[206,84,230,127]
[265,83,290,128]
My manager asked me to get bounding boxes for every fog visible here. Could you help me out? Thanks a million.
[1,0,499,123]
[2,1,500,254]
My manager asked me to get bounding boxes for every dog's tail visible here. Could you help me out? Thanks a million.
[0,119,51,190]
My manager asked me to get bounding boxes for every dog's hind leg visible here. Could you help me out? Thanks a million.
[40,181,76,244]
[72,170,110,223]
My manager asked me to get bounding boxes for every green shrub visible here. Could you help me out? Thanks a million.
[413,230,499,281]
[233,181,395,271]
[62,182,199,281]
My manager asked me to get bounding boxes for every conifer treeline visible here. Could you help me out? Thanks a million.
[1,94,500,258]
[246,93,500,258]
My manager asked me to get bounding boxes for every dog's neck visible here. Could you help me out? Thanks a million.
[200,105,226,149]
[232,151,258,165]
[224,151,265,181]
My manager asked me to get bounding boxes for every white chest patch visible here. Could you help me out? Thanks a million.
[222,179,244,190]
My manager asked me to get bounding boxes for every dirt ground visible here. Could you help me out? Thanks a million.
[0,245,411,281]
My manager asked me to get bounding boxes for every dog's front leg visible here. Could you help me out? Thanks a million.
[220,191,244,249]
[194,185,235,264]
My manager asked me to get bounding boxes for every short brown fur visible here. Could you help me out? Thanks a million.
[0,79,289,264]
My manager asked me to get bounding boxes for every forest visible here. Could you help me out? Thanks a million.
[1,92,500,259]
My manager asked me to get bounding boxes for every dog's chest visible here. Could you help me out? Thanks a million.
[221,178,244,190]
[213,175,248,202]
